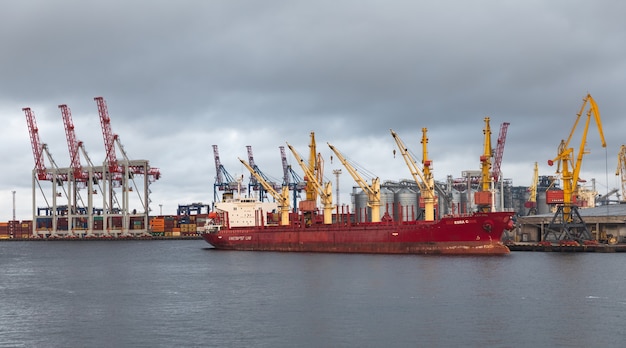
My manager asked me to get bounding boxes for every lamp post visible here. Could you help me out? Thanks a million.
[332,169,342,207]
[12,190,16,221]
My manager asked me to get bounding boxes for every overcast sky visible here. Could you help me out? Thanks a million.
[1,0,624,221]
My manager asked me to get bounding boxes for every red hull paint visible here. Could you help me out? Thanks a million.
[201,211,514,255]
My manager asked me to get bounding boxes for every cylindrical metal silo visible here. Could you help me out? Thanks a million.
[379,187,395,220]
[448,189,462,216]
[394,187,418,221]
[536,190,550,215]
[352,189,369,222]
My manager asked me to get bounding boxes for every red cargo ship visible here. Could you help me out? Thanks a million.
[200,197,515,255]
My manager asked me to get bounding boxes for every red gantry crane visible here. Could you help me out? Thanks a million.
[59,103,114,236]
[24,106,70,237]
[94,96,160,236]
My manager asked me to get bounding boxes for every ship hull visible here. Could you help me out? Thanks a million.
[201,211,514,255]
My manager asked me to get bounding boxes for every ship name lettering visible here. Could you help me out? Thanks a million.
[453,220,469,225]
[228,236,252,241]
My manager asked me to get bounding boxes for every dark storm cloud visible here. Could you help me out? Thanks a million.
[1,0,625,219]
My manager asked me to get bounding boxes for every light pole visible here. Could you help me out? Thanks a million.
[159,204,163,215]
[12,190,16,221]
[333,169,342,207]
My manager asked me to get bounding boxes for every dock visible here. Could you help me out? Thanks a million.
[506,242,626,253]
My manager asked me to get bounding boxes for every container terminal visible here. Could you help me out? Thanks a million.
[3,94,626,252]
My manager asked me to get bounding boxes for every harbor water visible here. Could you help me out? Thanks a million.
[1,240,625,347]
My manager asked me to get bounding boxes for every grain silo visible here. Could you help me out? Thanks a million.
[394,187,419,221]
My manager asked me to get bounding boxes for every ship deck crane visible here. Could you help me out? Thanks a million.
[286,142,333,224]
[239,158,290,225]
[616,145,626,202]
[327,143,381,222]
[390,128,436,221]
[545,93,607,242]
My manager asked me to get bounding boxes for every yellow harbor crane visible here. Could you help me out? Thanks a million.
[238,158,291,226]
[526,162,539,215]
[546,93,606,241]
[286,142,334,224]
[327,143,381,222]
[305,132,321,203]
[616,145,626,202]
[390,128,436,221]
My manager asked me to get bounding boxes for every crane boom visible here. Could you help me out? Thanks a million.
[390,129,435,221]
[306,132,319,202]
[59,104,87,181]
[23,107,51,181]
[94,96,119,174]
[280,146,290,186]
[246,145,258,188]
[529,162,538,204]
[616,145,626,201]
[492,122,510,183]
[239,158,290,225]
[286,142,333,224]
[327,143,381,222]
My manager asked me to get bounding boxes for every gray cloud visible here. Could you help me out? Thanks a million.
[1,0,625,219]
